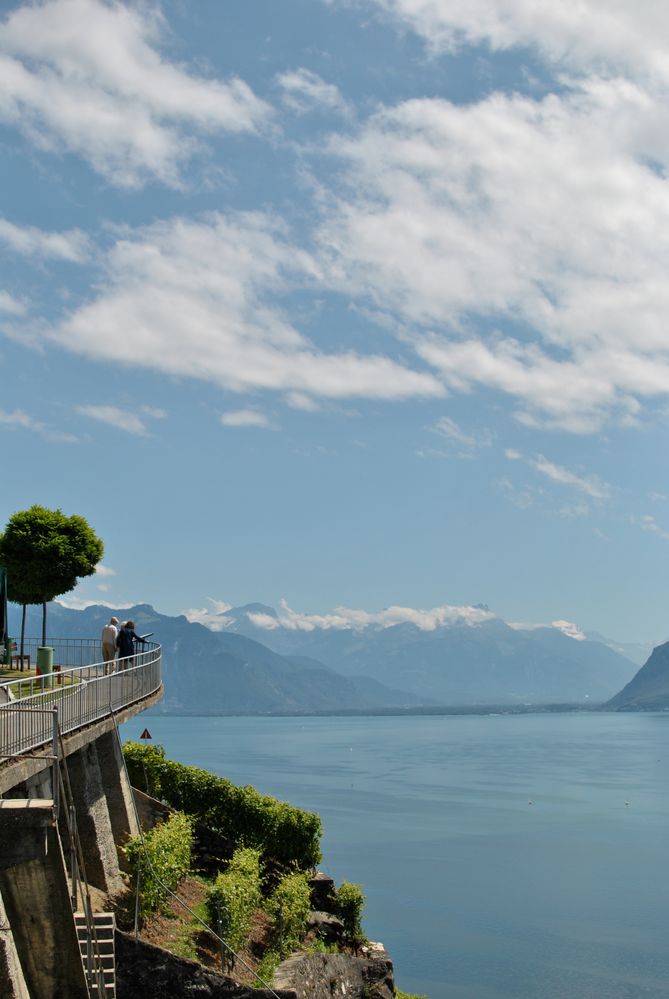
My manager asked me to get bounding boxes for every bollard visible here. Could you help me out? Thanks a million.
[37,646,55,689]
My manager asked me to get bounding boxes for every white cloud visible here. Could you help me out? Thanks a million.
[0,290,25,315]
[220,408,273,429]
[94,564,116,578]
[184,598,233,631]
[276,68,347,115]
[356,0,669,85]
[0,0,269,187]
[57,595,134,610]
[317,79,669,431]
[509,618,587,640]
[76,405,149,436]
[637,514,669,541]
[531,455,610,500]
[248,598,497,632]
[0,217,90,262]
[430,416,491,456]
[0,407,78,443]
[285,392,321,412]
[140,405,167,420]
[48,211,443,403]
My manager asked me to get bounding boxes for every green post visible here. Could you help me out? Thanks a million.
[37,646,54,688]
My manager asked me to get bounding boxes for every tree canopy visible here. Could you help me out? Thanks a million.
[0,505,104,644]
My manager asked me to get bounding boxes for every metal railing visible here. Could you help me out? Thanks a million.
[0,639,161,759]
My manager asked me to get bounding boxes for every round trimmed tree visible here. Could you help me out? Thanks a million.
[0,505,104,648]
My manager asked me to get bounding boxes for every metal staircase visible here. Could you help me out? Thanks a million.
[75,911,116,998]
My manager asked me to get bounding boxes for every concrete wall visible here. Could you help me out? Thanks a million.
[0,800,88,999]
[66,739,125,895]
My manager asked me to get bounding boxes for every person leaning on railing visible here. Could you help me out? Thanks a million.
[115,620,147,669]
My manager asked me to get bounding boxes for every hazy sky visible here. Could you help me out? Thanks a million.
[1,0,668,643]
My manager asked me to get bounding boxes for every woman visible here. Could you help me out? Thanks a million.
[115,620,146,668]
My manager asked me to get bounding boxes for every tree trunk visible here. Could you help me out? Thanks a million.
[41,601,47,646]
[20,604,26,661]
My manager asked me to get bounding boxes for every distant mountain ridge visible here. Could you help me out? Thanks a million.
[606,641,669,711]
[8,602,421,714]
[8,601,639,712]
[202,602,638,706]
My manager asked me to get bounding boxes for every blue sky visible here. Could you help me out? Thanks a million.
[1,0,669,644]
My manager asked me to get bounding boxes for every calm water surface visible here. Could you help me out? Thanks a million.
[122,712,669,999]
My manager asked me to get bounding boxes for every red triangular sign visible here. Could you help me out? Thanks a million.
[139,728,152,740]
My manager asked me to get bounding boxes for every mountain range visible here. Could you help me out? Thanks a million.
[209,603,639,706]
[9,602,420,714]
[7,600,642,713]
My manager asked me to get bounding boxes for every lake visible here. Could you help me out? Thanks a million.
[121,712,669,998]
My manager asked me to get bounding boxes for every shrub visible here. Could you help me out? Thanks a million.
[205,847,262,956]
[268,870,312,956]
[333,881,365,943]
[123,742,322,870]
[125,811,193,918]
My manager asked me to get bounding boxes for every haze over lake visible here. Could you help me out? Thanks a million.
[122,711,669,999]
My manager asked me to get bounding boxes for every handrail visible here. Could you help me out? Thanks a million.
[0,640,162,760]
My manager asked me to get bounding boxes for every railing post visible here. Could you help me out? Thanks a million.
[52,706,60,821]
[70,803,79,911]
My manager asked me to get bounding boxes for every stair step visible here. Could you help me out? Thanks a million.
[75,911,116,999]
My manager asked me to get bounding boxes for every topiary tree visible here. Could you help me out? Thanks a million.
[0,505,104,648]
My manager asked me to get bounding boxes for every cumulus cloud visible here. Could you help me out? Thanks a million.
[317,78,669,431]
[355,0,669,84]
[0,217,90,262]
[276,68,348,115]
[0,0,269,186]
[0,407,78,443]
[509,618,587,640]
[220,408,273,428]
[248,598,497,632]
[184,598,233,631]
[94,564,116,577]
[49,211,443,403]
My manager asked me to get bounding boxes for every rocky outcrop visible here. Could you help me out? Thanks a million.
[272,942,394,999]
[607,641,669,710]
[306,910,345,943]
[115,932,295,999]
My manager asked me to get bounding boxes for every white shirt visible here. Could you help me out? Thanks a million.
[101,623,118,646]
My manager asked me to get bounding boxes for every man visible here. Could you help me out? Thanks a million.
[101,616,119,673]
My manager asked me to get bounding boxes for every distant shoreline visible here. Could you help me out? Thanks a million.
[148,702,613,719]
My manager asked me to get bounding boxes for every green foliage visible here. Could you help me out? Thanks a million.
[394,992,427,999]
[333,881,366,943]
[254,949,281,989]
[267,870,311,955]
[205,847,262,955]
[125,811,193,918]
[123,742,322,870]
[0,505,103,642]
